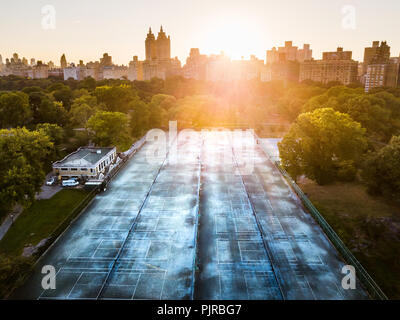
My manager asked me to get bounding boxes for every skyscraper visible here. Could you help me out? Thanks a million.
[145,28,157,60]
[156,26,171,60]
[145,26,171,61]
[364,41,393,92]
[300,47,358,85]
[141,26,180,80]
[60,54,67,69]
[266,41,312,64]
[363,41,390,73]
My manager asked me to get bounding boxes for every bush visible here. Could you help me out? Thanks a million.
[362,136,400,199]
[337,160,358,182]
[0,254,33,299]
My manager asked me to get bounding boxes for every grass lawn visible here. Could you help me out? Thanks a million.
[298,177,400,299]
[0,189,89,257]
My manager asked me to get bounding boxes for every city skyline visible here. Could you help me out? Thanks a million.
[1,36,398,68]
[1,0,400,64]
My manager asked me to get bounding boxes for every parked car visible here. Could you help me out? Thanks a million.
[62,179,79,187]
[46,177,57,186]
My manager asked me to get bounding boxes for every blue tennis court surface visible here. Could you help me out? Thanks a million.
[12,130,368,300]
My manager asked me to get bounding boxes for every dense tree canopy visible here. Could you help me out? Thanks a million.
[94,85,137,113]
[362,135,400,199]
[303,86,400,142]
[278,108,368,184]
[86,111,131,151]
[0,92,31,128]
[1,74,399,202]
[0,128,54,216]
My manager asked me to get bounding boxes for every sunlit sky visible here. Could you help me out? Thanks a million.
[0,0,400,65]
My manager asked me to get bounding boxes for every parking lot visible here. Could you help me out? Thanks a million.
[13,130,368,300]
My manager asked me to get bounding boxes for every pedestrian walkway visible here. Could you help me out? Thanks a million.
[0,207,21,241]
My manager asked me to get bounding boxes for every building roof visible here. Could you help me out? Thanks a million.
[53,147,115,168]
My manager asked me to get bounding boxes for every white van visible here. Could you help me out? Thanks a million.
[62,179,79,187]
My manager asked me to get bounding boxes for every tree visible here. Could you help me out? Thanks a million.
[69,94,98,128]
[150,94,177,110]
[0,254,33,299]
[51,85,73,111]
[94,85,137,113]
[0,128,54,216]
[302,86,398,141]
[78,77,97,91]
[34,98,68,126]
[0,92,31,128]
[362,136,400,199]
[86,111,131,151]
[36,123,65,145]
[278,108,367,184]
[69,103,96,128]
[148,94,169,129]
[129,100,150,138]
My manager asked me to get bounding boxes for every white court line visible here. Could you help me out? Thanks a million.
[66,272,84,299]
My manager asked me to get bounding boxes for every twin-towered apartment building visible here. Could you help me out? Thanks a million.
[1,27,399,92]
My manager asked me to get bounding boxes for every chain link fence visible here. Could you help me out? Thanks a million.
[254,133,388,300]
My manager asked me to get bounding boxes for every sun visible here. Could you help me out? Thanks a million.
[200,15,264,60]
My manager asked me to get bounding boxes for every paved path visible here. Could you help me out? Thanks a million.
[0,208,21,241]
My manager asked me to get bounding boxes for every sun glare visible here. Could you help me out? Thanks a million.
[201,16,265,60]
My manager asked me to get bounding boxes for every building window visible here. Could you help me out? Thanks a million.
[61,168,68,171]
[81,168,88,171]
[71,168,78,171]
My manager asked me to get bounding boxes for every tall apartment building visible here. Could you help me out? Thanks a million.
[386,57,400,88]
[60,54,67,69]
[232,55,264,80]
[128,56,144,81]
[28,61,49,79]
[363,41,390,74]
[363,41,399,92]
[299,47,358,85]
[183,48,208,80]
[205,53,232,81]
[145,26,171,61]
[365,59,400,92]
[263,41,311,83]
[262,60,300,83]
[266,41,312,64]
[130,26,181,80]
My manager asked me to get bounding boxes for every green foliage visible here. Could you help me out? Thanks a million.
[0,91,31,128]
[279,108,367,184]
[51,85,73,111]
[277,84,326,121]
[69,103,96,128]
[68,94,98,128]
[0,128,54,217]
[362,136,400,199]
[129,100,150,138]
[0,254,33,299]
[94,85,137,113]
[168,95,230,128]
[303,86,400,141]
[148,94,172,128]
[34,99,68,126]
[36,123,65,145]
[86,111,131,151]
[336,160,358,182]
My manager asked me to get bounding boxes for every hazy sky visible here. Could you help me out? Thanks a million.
[0,0,399,65]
